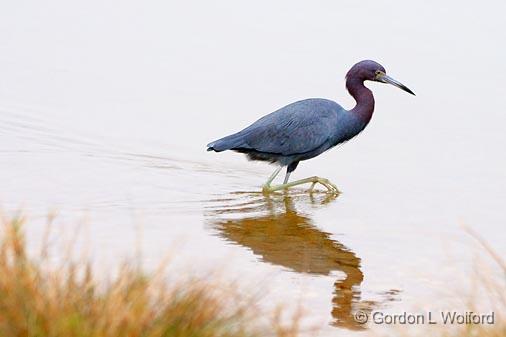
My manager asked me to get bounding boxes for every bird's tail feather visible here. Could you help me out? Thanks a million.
[206,132,249,152]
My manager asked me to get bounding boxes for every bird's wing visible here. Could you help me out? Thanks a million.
[236,99,341,155]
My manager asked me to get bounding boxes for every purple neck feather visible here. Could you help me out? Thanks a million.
[346,76,375,122]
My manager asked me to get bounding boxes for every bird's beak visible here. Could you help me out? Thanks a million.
[377,73,415,96]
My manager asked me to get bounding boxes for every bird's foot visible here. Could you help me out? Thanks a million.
[306,176,340,194]
[261,184,273,194]
[262,176,340,195]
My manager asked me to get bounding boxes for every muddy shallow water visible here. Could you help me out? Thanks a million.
[1,108,504,335]
[1,0,506,335]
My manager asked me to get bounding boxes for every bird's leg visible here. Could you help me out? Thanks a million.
[264,176,340,195]
[283,171,291,184]
[308,181,317,192]
[262,167,282,192]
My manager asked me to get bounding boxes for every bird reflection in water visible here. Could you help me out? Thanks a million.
[205,192,398,330]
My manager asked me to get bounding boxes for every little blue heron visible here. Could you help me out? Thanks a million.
[207,60,414,194]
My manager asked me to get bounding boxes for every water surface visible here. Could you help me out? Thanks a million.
[1,0,505,335]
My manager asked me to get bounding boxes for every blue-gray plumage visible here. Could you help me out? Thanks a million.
[208,99,366,171]
[207,60,414,194]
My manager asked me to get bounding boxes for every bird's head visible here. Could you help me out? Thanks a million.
[346,60,415,95]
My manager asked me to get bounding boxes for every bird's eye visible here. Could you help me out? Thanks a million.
[375,70,381,75]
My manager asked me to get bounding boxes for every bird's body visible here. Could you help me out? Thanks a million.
[207,60,414,193]
[208,98,368,167]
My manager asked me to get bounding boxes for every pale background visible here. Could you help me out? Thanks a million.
[1,1,505,335]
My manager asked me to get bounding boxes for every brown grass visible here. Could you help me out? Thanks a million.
[0,215,300,337]
[0,214,504,337]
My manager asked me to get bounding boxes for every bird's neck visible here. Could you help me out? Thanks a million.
[346,77,375,122]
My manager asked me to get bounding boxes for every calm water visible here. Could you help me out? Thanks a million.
[1,0,505,335]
